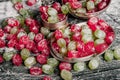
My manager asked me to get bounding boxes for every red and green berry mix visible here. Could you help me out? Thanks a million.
[39,2,69,23]
[51,17,115,58]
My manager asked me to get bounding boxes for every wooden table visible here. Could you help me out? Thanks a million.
[0,0,120,80]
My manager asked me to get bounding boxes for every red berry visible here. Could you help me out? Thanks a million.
[3,25,11,33]
[41,48,50,57]
[26,0,37,6]
[32,45,39,54]
[7,18,20,27]
[98,1,107,10]
[39,6,49,14]
[14,2,23,11]
[7,39,17,48]
[34,33,44,43]
[0,28,4,37]
[52,2,61,12]
[26,40,35,50]
[12,54,22,66]
[67,50,79,58]
[52,42,60,52]
[0,55,4,64]
[72,32,82,41]
[6,34,16,40]
[37,39,48,51]
[41,13,48,21]
[98,19,109,30]
[36,54,47,64]
[84,41,95,54]
[19,35,30,45]
[42,76,52,80]
[30,67,42,75]
[54,30,63,40]
[78,51,90,57]
[77,41,85,52]
[59,62,72,71]
[69,2,82,9]
[29,25,39,34]
[58,13,66,21]
[15,42,25,50]
[105,32,114,45]
[70,24,81,33]
[88,17,98,26]
[25,18,36,26]
[95,43,108,54]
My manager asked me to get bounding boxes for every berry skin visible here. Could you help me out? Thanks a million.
[69,2,82,9]
[30,67,42,75]
[34,33,44,43]
[39,6,49,14]
[26,40,35,51]
[12,54,22,66]
[52,2,61,12]
[3,25,12,33]
[98,1,107,10]
[14,2,23,11]
[41,48,50,57]
[7,39,17,48]
[36,54,47,64]
[26,0,37,6]
[0,28,4,37]
[37,39,48,51]
[67,50,79,58]
[19,35,30,45]
[42,76,52,80]
[15,42,25,50]
[59,62,72,71]
[95,43,108,54]
[52,42,60,52]
[54,30,63,40]
[84,41,95,54]
[0,39,5,48]
[29,25,39,34]
[70,24,81,33]
[0,55,4,64]
[7,18,20,27]
[105,32,114,45]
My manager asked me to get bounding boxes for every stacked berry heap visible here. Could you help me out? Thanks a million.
[0,0,117,80]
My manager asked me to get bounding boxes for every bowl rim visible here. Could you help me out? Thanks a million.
[68,0,112,19]
[50,22,116,63]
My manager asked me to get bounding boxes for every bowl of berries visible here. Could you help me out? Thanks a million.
[50,17,116,63]
[39,2,69,30]
[62,0,111,19]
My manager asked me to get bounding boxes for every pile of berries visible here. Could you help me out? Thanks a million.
[63,0,110,13]
[0,0,116,80]
[39,2,69,23]
[51,17,115,59]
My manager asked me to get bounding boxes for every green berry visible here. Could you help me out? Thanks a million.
[87,0,95,10]
[47,58,59,67]
[73,62,86,72]
[76,8,86,14]
[42,64,54,75]
[94,39,105,45]
[104,50,114,61]
[47,16,59,23]
[10,27,18,34]
[88,57,99,70]
[57,38,66,48]
[68,41,76,51]
[82,35,93,43]
[3,52,14,61]
[28,32,35,40]
[61,69,72,80]
[40,27,50,36]
[24,57,36,68]
[61,5,69,14]
[94,30,106,39]
[48,8,58,16]
[20,48,30,60]
[11,0,22,4]
[114,47,120,60]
